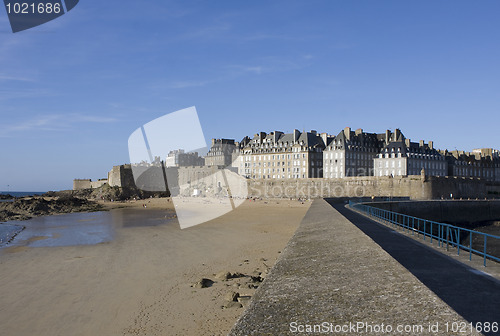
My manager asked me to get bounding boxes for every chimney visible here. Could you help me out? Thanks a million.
[293,129,300,140]
[344,127,351,141]
[429,141,433,150]
[385,130,391,144]
[405,138,410,147]
[355,128,363,136]
[320,132,328,145]
[394,129,401,141]
[419,140,424,147]
[211,138,216,146]
[274,131,283,142]
[256,132,266,142]
[310,130,317,135]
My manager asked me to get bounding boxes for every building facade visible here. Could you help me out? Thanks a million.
[374,129,447,177]
[445,150,500,182]
[323,127,387,178]
[237,130,326,179]
[165,149,204,167]
[205,139,236,167]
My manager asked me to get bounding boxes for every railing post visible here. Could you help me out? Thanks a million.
[484,236,487,267]
[469,232,472,261]
[424,220,426,241]
[440,225,443,247]
[438,225,441,247]
[446,226,449,251]
[430,222,433,243]
[457,229,460,255]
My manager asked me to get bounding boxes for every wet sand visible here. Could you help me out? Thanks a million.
[0,198,310,336]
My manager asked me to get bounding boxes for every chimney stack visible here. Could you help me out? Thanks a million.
[405,138,410,147]
[344,127,351,141]
[419,140,424,147]
[320,132,328,146]
[355,128,363,136]
[255,132,266,142]
[429,141,433,150]
[385,130,391,144]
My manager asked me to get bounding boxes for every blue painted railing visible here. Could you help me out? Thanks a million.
[349,200,500,267]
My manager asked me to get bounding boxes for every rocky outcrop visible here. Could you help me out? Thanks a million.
[0,196,102,221]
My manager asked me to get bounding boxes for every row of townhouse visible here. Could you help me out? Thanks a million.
[373,130,447,178]
[236,130,328,179]
[203,128,500,182]
[444,150,500,181]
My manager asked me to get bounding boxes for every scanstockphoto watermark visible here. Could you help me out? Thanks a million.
[289,321,498,334]
[290,321,426,334]
[249,180,367,199]
[3,0,79,33]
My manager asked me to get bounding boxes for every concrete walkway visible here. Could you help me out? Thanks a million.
[229,199,488,336]
[333,201,500,334]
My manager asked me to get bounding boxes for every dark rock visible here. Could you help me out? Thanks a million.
[224,291,240,302]
[250,275,264,283]
[230,272,246,279]
[192,278,214,288]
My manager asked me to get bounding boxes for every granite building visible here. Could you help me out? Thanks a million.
[444,149,500,182]
[205,139,236,167]
[323,127,387,178]
[165,149,204,167]
[373,129,447,177]
[237,129,327,179]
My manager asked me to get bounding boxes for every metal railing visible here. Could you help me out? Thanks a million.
[349,200,500,267]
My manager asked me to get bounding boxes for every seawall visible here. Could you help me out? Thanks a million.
[364,200,500,224]
[247,175,497,200]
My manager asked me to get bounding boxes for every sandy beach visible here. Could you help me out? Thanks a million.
[0,198,310,336]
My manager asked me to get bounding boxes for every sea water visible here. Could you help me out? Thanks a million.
[0,191,47,198]
[0,224,24,245]
[0,208,173,248]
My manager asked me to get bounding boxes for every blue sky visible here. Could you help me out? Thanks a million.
[1,1,499,191]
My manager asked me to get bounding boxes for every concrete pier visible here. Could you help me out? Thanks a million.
[229,199,495,336]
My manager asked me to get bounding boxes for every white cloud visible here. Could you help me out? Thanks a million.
[0,74,35,82]
[0,113,117,137]
[155,53,313,93]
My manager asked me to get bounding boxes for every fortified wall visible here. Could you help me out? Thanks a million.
[247,175,498,200]
[73,178,108,190]
[74,165,500,200]
[107,164,135,188]
[74,165,136,190]
[176,166,241,197]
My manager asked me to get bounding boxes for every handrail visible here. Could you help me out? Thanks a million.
[349,200,500,267]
